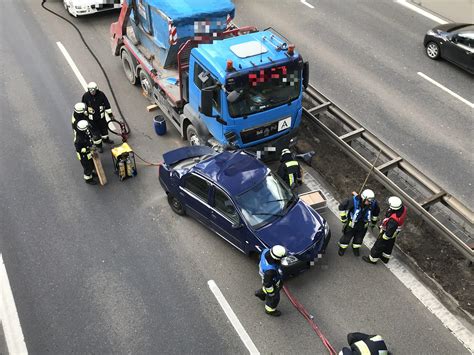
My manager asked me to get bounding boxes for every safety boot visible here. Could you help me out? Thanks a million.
[381,256,390,264]
[362,256,377,265]
[338,247,346,256]
[265,309,282,317]
[103,137,114,144]
[254,290,265,301]
[352,248,360,257]
[85,178,97,185]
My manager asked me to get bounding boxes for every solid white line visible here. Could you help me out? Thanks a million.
[417,72,474,108]
[303,171,474,353]
[207,280,260,355]
[0,254,28,354]
[300,0,315,9]
[56,41,88,91]
[395,0,448,24]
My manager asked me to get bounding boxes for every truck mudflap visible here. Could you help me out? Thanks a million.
[245,128,299,162]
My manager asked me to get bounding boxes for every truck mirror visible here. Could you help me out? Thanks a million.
[303,61,309,90]
[200,88,213,117]
[227,90,242,104]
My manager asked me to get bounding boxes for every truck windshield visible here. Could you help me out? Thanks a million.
[236,173,295,229]
[225,61,301,118]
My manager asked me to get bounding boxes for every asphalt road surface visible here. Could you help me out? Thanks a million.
[0,0,471,354]
[236,0,473,209]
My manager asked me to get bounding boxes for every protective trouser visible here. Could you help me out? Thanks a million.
[255,286,281,313]
[339,226,367,250]
[77,151,94,181]
[89,119,109,148]
[369,234,396,264]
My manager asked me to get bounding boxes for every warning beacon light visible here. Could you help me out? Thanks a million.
[226,59,234,72]
[287,44,295,56]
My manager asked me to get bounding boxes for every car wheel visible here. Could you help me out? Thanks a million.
[167,193,185,216]
[426,41,441,60]
[186,124,203,146]
[139,69,153,100]
[121,49,137,85]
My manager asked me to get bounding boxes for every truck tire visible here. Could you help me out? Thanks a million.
[139,69,153,100]
[186,124,204,146]
[121,49,137,85]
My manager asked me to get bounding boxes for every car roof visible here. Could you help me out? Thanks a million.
[192,150,269,196]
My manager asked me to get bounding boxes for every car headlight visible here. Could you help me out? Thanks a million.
[281,255,298,266]
[324,220,330,236]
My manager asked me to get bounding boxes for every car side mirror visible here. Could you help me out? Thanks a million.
[231,221,243,229]
[303,61,309,90]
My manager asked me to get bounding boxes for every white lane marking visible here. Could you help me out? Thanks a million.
[207,280,260,355]
[417,72,474,108]
[0,254,28,354]
[303,169,474,353]
[300,0,315,9]
[56,41,88,91]
[395,0,448,24]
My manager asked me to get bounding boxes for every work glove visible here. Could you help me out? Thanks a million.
[80,147,87,153]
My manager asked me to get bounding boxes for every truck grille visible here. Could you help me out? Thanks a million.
[240,120,280,144]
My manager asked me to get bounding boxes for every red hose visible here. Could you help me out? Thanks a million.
[283,285,338,355]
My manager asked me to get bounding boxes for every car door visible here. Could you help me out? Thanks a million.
[452,35,474,72]
[180,173,211,223]
[445,34,473,70]
[208,186,246,253]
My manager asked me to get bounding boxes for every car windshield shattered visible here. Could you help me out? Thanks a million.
[236,173,295,229]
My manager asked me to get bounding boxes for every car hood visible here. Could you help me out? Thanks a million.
[254,200,323,253]
[163,146,216,166]
[432,23,470,33]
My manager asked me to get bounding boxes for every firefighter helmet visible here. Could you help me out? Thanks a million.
[270,245,287,260]
[87,82,98,94]
[388,196,402,210]
[74,102,86,114]
[281,148,291,157]
[361,189,375,202]
[76,120,89,132]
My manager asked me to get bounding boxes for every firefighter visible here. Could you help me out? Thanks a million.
[363,196,407,265]
[338,189,380,257]
[277,149,303,189]
[339,332,389,355]
[255,245,287,317]
[74,117,97,185]
[81,82,114,153]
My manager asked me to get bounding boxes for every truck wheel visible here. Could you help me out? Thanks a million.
[139,70,153,100]
[186,125,203,146]
[121,49,137,85]
[167,193,185,216]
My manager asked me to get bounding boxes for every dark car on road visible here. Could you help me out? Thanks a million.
[424,23,474,73]
[159,146,331,273]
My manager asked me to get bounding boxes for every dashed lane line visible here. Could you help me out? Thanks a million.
[418,72,474,108]
[300,0,315,9]
[56,41,88,91]
[208,280,260,355]
[395,0,448,24]
[0,254,28,354]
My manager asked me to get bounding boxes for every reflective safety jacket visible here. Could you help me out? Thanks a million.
[81,90,112,122]
[259,249,282,295]
[341,333,388,355]
[73,127,93,157]
[380,206,407,240]
[339,195,380,229]
[277,159,301,188]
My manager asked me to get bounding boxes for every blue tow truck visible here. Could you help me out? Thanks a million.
[111,0,309,159]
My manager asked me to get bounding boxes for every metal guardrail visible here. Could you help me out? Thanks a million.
[303,84,474,262]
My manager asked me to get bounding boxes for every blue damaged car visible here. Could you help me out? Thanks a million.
[159,146,331,272]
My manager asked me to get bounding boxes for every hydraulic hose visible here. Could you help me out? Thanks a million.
[283,285,338,355]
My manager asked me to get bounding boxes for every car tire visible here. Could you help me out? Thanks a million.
[167,193,186,216]
[139,69,153,100]
[121,49,137,85]
[426,41,441,60]
[186,124,203,146]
